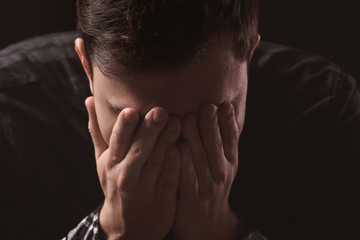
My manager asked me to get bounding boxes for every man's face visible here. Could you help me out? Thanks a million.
[77,36,253,145]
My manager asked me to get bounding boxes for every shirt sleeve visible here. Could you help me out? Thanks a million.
[62,205,103,240]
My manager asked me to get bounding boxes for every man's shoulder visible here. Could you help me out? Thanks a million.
[0,31,85,90]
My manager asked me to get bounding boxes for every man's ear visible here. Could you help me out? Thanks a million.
[249,34,261,62]
[75,38,94,95]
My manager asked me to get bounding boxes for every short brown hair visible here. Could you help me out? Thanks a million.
[77,0,259,77]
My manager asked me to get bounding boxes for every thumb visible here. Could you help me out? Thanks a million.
[85,96,108,160]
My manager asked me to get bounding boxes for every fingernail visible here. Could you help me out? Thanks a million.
[230,104,234,116]
[152,108,168,123]
[209,105,217,119]
[124,109,137,122]
[226,103,234,117]
[202,104,217,120]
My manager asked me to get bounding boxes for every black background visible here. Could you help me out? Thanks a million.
[0,0,359,79]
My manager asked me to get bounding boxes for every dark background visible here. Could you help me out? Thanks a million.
[0,0,359,79]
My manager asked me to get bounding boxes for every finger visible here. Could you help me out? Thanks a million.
[199,104,226,183]
[108,108,139,166]
[141,116,181,188]
[156,146,181,201]
[182,113,212,198]
[121,107,168,183]
[179,141,198,197]
[218,102,239,165]
[85,96,107,160]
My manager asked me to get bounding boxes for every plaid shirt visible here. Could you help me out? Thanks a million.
[63,206,268,240]
[62,206,102,240]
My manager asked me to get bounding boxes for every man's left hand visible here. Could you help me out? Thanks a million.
[173,102,241,240]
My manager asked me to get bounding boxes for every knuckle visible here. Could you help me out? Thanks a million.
[88,126,95,136]
[109,154,119,165]
[232,130,239,141]
[228,146,239,163]
[105,151,120,168]
[111,129,120,139]
[229,127,240,142]
[233,161,239,172]
[117,173,131,193]
[99,177,108,190]
[97,168,108,188]
[216,171,227,184]
[189,174,197,186]
[228,155,237,164]
[131,144,142,157]
[213,139,223,153]
[225,175,235,191]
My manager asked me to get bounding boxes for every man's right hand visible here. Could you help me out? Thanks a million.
[85,97,181,240]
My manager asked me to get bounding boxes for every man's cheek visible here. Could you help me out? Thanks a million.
[231,93,246,134]
[97,111,118,146]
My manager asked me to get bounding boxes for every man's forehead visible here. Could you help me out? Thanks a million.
[94,39,247,117]
[101,32,241,84]
[102,70,247,118]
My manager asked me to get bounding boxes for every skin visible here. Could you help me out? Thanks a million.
[75,33,260,240]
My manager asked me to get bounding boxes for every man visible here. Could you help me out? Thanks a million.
[65,0,262,239]
[64,0,360,239]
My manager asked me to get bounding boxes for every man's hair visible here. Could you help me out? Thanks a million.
[77,0,259,77]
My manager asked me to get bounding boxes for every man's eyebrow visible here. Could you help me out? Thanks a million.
[106,99,123,112]
[106,99,146,119]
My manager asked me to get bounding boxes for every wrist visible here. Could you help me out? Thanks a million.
[99,203,124,240]
[204,209,242,240]
[220,210,242,240]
